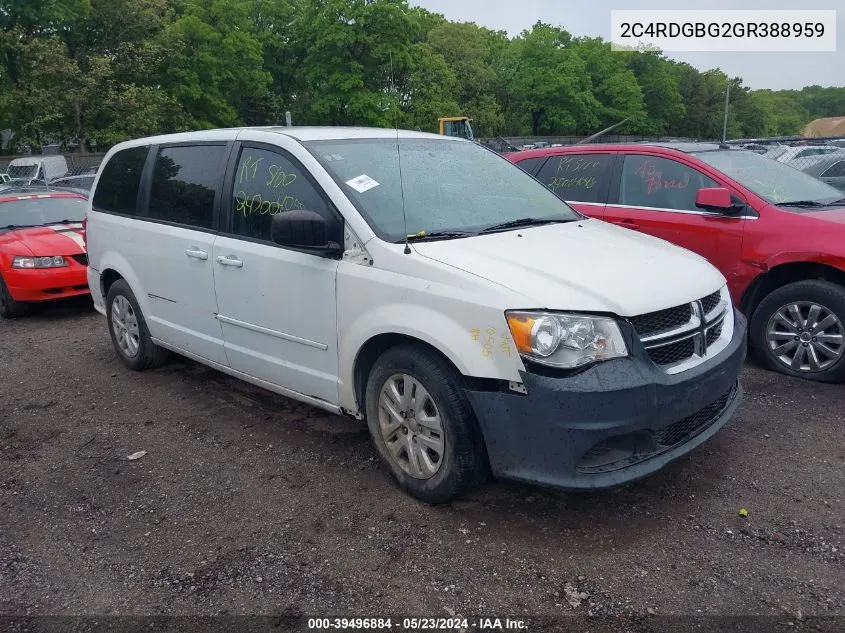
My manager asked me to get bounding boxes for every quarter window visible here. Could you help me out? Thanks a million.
[535,154,615,203]
[230,147,336,243]
[514,157,546,175]
[619,155,717,211]
[147,145,227,229]
[92,145,150,215]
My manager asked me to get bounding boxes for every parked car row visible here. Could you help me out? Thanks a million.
[2,127,843,505]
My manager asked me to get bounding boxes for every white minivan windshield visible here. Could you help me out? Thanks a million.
[306,138,580,242]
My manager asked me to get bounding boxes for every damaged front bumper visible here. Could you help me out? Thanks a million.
[465,310,747,490]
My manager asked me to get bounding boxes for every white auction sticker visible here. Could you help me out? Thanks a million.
[345,174,380,193]
[610,10,836,52]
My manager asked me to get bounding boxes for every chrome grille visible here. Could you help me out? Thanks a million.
[631,288,730,373]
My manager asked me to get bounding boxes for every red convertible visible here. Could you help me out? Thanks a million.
[0,191,89,317]
[507,143,845,382]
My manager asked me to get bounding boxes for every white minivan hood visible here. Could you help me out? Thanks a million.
[411,219,726,317]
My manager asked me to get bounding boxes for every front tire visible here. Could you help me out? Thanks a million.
[750,280,845,382]
[0,274,29,318]
[364,344,487,504]
[106,279,169,371]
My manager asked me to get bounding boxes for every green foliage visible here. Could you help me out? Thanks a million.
[0,0,843,151]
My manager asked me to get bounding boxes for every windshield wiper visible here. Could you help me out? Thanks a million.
[0,224,37,230]
[479,217,572,233]
[46,219,83,225]
[400,230,475,243]
[774,200,827,208]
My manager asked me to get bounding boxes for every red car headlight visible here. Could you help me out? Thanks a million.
[12,256,68,269]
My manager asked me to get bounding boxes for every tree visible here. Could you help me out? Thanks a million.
[627,51,685,135]
[163,0,272,129]
[571,38,647,133]
[501,22,600,136]
[427,22,504,135]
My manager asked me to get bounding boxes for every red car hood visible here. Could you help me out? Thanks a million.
[0,223,86,256]
[805,207,845,225]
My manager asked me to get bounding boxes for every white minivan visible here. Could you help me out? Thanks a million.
[86,127,747,503]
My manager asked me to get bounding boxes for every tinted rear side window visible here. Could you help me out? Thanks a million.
[148,145,227,230]
[514,156,546,175]
[92,146,149,215]
[535,154,615,203]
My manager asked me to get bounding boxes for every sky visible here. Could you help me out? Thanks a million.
[411,0,844,90]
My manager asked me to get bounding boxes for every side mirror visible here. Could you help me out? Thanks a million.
[695,187,735,212]
[270,210,342,257]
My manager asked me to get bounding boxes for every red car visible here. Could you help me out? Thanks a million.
[507,143,845,382]
[0,191,89,317]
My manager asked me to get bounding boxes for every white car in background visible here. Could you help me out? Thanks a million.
[764,145,842,165]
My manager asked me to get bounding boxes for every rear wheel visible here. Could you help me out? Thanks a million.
[0,274,29,318]
[106,279,169,371]
[364,344,487,504]
[750,280,845,382]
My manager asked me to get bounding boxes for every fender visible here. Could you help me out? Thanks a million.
[761,251,845,272]
[94,250,151,330]
[338,303,525,412]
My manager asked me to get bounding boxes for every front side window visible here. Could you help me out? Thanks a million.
[536,154,615,203]
[230,147,336,243]
[148,145,227,229]
[619,155,718,211]
[305,138,580,242]
[92,146,150,215]
[694,149,843,206]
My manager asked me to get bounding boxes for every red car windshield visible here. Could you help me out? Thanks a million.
[0,197,87,229]
[694,150,843,207]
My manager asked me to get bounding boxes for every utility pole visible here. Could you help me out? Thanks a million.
[722,83,731,144]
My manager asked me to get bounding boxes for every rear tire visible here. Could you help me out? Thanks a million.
[364,344,487,504]
[750,280,845,383]
[106,279,169,371]
[0,275,29,318]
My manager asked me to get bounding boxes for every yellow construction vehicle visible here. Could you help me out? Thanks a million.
[438,117,474,141]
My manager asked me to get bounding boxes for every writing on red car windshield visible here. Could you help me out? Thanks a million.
[636,159,690,195]
[548,156,603,192]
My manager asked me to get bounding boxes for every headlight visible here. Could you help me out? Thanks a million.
[12,256,68,269]
[506,311,628,369]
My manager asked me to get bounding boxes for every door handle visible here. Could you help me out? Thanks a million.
[216,255,244,268]
[185,247,208,260]
[612,219,641,231]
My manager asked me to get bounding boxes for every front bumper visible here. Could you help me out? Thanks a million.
[466,309,747,490]
[5,264,89,303]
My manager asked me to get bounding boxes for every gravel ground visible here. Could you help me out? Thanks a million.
[1,299,843,631]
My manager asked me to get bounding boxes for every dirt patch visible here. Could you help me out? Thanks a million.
[1,300,843,628]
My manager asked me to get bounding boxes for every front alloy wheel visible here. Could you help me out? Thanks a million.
[766,301,844,373]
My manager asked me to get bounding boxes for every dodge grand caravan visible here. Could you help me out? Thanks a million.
[86,128,747,503]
